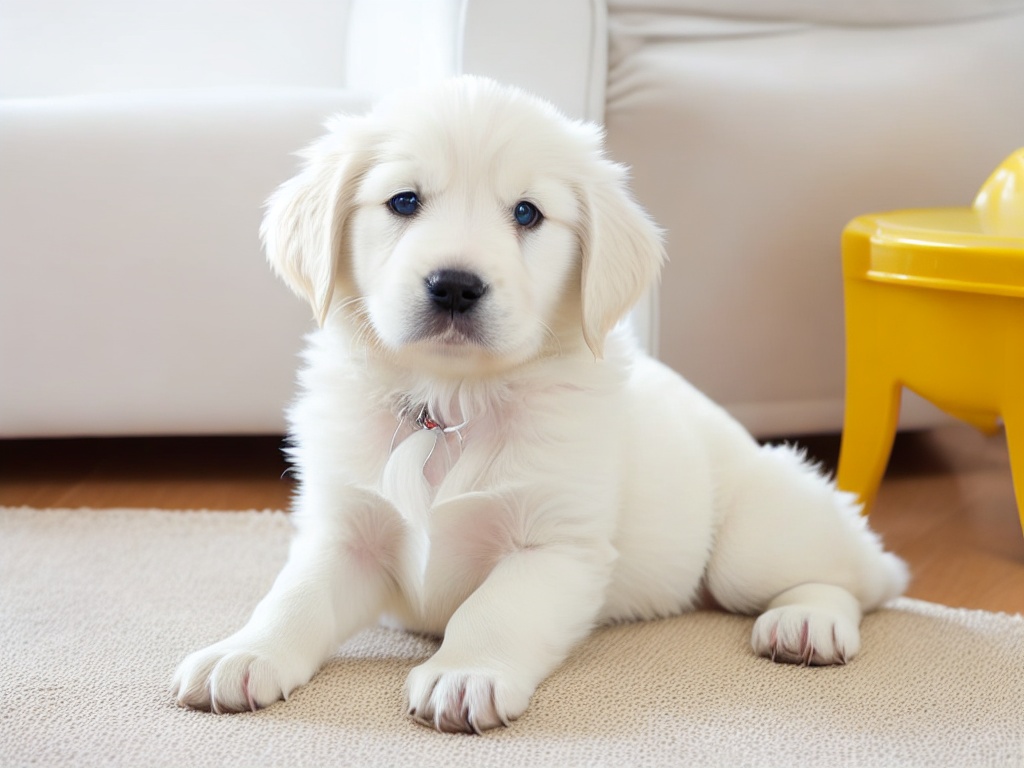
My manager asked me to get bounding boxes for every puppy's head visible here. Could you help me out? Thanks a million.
[262,77,664,375]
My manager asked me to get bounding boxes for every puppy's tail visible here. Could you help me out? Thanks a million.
[834,488,911,612]
[865,547,911,612]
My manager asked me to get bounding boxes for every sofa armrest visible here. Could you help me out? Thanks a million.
[0,89,372,437]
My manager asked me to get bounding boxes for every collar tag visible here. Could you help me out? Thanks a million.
[415,404,443,432]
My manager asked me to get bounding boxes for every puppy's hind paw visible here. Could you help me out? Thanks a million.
[751,606,861,666]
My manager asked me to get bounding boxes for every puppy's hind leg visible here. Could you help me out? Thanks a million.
[173,487,405,712]
[705,443,909,666]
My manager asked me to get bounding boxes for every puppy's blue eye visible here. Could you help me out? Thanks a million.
[388,192,420,217]
[513,200,542,228]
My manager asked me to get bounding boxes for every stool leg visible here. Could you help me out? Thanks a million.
[1002,409,1024,536]
[837,378,902,515]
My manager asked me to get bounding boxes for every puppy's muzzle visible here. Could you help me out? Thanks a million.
[414,268,490,347]
[425,269,488,315]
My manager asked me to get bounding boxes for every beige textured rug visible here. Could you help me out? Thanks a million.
[2,507,1022,768]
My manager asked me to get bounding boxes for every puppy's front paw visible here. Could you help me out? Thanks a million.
[405,659,533,734]
[751,606,861,666]
[172,639,308,713]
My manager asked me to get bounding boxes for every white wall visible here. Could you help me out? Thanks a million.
[0,0,353,99]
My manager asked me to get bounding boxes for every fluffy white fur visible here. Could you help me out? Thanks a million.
[173,77,908,733]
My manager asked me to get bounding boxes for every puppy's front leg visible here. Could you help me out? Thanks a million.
[406,543,612,733]
[173,487,404,712]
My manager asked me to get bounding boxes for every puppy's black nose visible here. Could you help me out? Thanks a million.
[425,269,487,314]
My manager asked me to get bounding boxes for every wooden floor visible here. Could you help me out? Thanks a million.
[2,424,1021,614]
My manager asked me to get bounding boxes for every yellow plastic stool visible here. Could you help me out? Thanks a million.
[837,149,1024,533]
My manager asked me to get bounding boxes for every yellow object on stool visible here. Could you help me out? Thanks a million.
[837,149,1024,532]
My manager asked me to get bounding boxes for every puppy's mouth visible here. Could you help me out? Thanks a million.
[408,310,488,349]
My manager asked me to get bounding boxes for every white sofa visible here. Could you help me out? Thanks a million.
[2,0,1023,438]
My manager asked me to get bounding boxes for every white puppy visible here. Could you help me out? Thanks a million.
[173,76,908,733]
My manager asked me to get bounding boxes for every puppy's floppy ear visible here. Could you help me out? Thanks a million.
[575,160,666,358]
[260,115,374,325]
